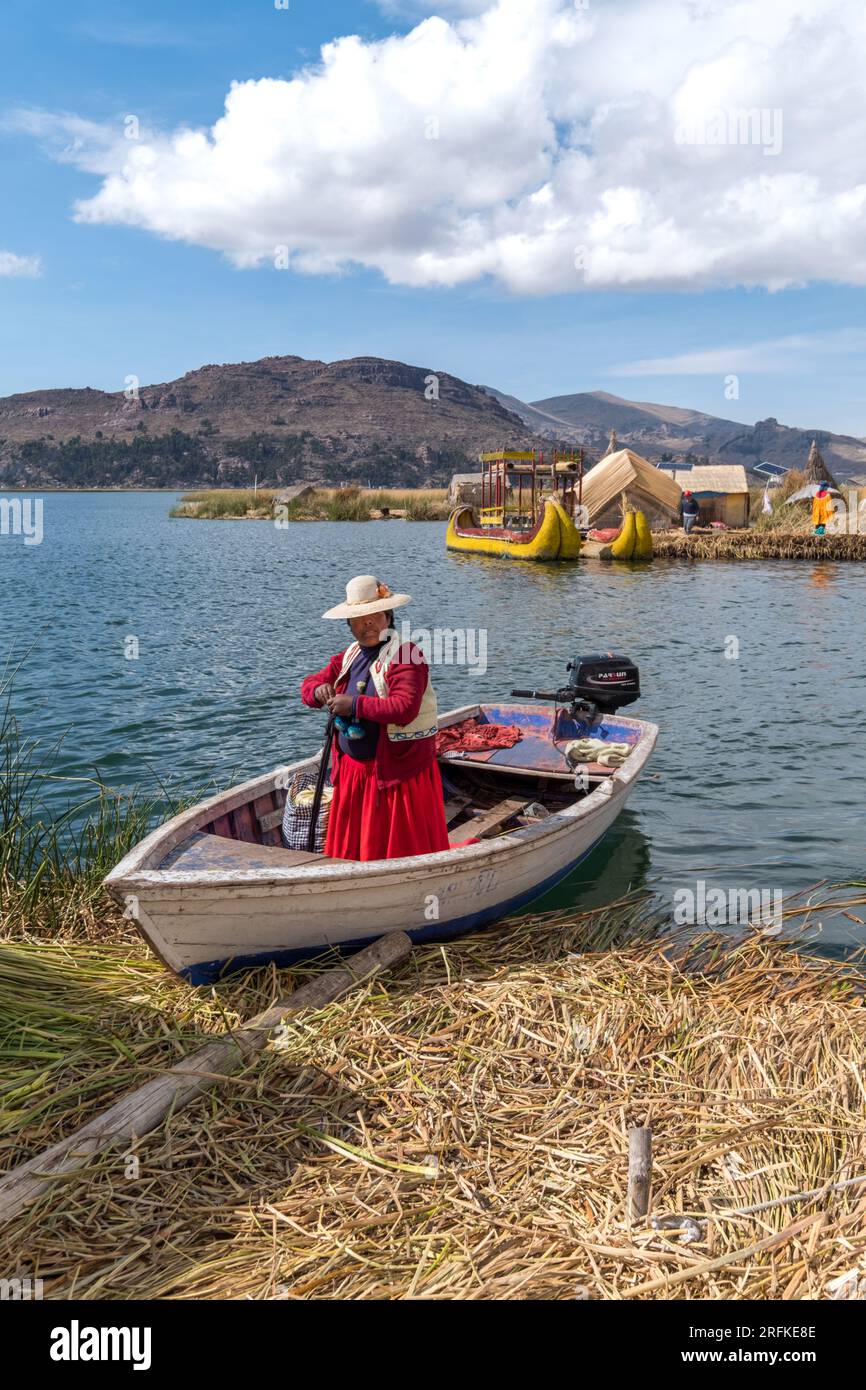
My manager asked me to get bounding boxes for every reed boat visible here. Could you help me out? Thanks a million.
[105,661,657,984]
[447,497,581,562]
[446,450,584,562]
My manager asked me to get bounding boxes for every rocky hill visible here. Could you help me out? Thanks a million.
[484,388,866,483]
[3,354,865,489]
[0,356,533,490]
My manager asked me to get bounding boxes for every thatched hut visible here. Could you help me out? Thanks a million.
[803,440,840,491]
[669,464,751,527]
[579,448,682,528]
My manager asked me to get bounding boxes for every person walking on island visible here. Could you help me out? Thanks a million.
[680,489,700,534]
[812,482,834,536]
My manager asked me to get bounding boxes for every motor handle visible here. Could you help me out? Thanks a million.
[512,687,551,699]
[511,687,572,701]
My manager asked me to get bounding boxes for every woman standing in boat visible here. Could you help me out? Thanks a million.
[300,575,450,861]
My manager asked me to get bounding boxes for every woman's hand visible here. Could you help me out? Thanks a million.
[314,683,336,707]
[327,693,353,717]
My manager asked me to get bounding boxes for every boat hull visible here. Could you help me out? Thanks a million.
[104,707,657,983]
[446,498,581,562]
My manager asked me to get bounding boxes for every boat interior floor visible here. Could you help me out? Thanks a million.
[441,764,577,846]
[159,761,580,872]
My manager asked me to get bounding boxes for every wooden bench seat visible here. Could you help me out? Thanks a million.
[448,797,528,846]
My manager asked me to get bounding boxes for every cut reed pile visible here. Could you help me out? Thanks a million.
[2,898,865,1301]
[653,530,866,561]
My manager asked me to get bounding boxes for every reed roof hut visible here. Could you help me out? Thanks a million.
[803,439,840,491]
[580,448,682,527]
[669,464,751,527]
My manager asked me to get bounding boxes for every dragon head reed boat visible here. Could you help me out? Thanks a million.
[105,657,657,983]
[447,450,586,561]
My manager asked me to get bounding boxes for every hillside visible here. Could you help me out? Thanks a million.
[0,356,532,490]
[3,355,866,489]
[485,388,866,483]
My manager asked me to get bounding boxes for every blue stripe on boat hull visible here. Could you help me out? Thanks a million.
[180,833,605,985]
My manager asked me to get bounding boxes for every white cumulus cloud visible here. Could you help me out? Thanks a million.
[0,250,41,278]
[13,0,866,294]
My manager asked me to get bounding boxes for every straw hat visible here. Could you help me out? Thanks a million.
[322,575,411,620]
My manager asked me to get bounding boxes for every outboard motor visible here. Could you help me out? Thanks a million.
[565,654,640,713]
[512,653,640,721]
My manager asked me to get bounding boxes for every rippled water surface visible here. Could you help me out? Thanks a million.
[3,492,865,950]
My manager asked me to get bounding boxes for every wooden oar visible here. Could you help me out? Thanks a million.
[307,713,336,853]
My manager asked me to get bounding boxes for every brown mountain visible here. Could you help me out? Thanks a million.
[485,388,866,483]
[4,355,865,490]
[0,355,533,490]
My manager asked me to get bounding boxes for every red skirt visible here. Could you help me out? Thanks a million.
[325,757,450,862]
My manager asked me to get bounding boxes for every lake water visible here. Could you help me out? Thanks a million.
[3,491,865,953]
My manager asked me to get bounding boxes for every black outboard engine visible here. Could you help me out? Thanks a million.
[566,654,640,713]
[512,654,640,721]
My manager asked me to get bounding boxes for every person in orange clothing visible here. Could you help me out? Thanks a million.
[812,483,835,535]
[300,575,449,862]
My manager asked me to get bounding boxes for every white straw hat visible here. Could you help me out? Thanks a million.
[322,575,412,620]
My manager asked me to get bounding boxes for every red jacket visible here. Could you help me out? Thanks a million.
[301,643,437,789]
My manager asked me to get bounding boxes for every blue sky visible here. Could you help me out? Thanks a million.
[2,0,866,437]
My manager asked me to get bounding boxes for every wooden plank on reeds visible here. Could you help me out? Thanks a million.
[627,1126,652,1221]
[0,931,412,1225]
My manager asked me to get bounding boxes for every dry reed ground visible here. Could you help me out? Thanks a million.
[652,531,866,561]
[2,898,865,1301]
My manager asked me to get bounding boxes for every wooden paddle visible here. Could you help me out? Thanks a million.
[307,713,336,852]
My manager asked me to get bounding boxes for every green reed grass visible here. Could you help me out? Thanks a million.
[322,485,372,521]
[170,489,275,519]
[171,487,451,522]
[0,675,183,932]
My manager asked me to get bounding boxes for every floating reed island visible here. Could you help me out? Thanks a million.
[652,530,866,561]
[170,485,451,522]
[650,465,866,562]
[4,696,866,1301]
[4,886,866,1297]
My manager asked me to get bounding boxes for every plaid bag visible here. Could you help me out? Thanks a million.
[281,770,333,853]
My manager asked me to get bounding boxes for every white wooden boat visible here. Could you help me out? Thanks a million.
[105,693,658,984]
